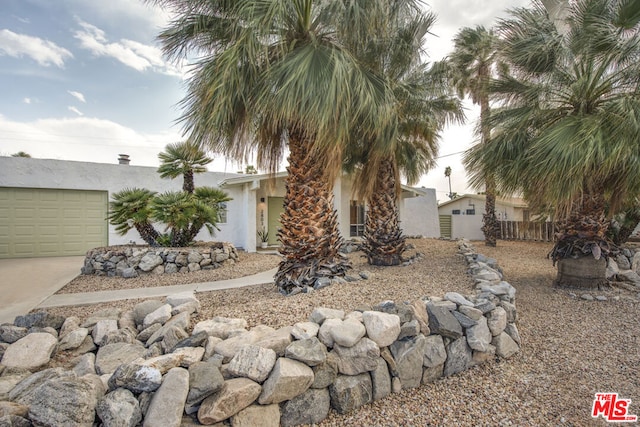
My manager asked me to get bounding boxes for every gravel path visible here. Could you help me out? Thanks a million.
[43,239,640,426]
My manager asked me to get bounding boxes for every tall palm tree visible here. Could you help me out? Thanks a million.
[342,4,463,266]
[148,0,392,294]
[108,188,160,246]
[158,141,212,194]
[449,26,502,247]
[444,166,453,199]
[465,0,640,289]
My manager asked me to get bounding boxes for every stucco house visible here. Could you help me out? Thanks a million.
[438,194,531,240]
[0,156,440,258]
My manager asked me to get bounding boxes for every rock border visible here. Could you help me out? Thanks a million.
[0,239,520,426]
[80,242,239,278]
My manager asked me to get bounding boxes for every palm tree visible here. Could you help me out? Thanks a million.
[449,26,501,247]
[107,188,160,246]
[465,0,640,289]
[11,151,31,158]
[341,5,463,266]
[148,0,392,294]
[158,141,213,194]
[444,166,453,199]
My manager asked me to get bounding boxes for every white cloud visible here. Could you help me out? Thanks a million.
[67,90,86,103]
[23,97,32,104]
[0,29,73,67]
[68,106,84,116]
[73,20,183,77]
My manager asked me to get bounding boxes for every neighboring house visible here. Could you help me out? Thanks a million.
[438,194,530,240]
[0,156,439,258]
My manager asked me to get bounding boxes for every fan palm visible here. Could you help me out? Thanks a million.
[465,0,640,288]
[449,26,502,247]
[149,0,393,294]
[107,188,160,246]
[158,141,213,194]
[341,4,463,266]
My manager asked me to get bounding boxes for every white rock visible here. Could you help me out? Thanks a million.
[143,304,172,329]
[362,311,401,348]
[2,333,58,370]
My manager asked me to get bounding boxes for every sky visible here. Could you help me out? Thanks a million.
[0,0,530,203]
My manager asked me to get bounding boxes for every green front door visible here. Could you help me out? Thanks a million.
[0,187,108,258]
[267,197,284,246]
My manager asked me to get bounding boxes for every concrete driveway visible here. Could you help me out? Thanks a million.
[0,256,83,324]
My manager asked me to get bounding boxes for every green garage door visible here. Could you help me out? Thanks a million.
[0,188,108,259]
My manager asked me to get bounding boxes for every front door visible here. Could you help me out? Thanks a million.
[267,197,284,246]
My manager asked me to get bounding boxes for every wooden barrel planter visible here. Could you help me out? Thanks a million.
[554,255,607,289]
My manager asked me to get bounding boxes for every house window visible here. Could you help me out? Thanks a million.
[523,209,530,222]
[466,209,475,215]
[217,202,228,224]
[350,201,365,237]
[452,209,461,215]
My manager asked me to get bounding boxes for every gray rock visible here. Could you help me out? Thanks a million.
[505,323,521,346]
[164,263,178,274]
[122,267,138,278]
[362,311,401,348]
[309,307,345,325]
[474,300,496,314]
[73,353,96,377]
[16,376,99,427]
[143,304,172,329]
[285,337,327,367]
[166,291,198,307]
[13,311,65,330]
[499,301,518,323]
[332,337,380,375]
[329,318,366,348]
[444,337,472,377]
[329,373,372,414]
[492,332,520,358]
[423,334,447,368]
[426,303,462,339]
[359,270,371,280]
[160,326,190,354]
[466,316,493,352]
[595,295,608,301]
[144,367,189,427]
[58,327,89,351]
[444,292,475,307]
[390,335,427,389]
[133,300,165,327]
[317,318,342,348]
[616,253,631,270]
[370,357,391,400]
[411,299,430,335]
[136,323,162,342]
[314,277,331,290]
[422,364,444,384]
[228,345,277,382]
[1,332,57,370]
[59,316,81,338]
[8,367,73,402]
[618,270,640,285]
[171,300,200,316]
[96,388,142,427]
[472,345,496,366]
[0,371,30,401]
[92,319,118,346]
[138,253,163,272]
[398,319,420,340]
[213,325,275,363]
[311,352,338,389]
[280,387,330,427]
[186,362,225,414]
[171,331,209,352]
[291,322,319,340]
[0,325,27,344]
[458,305,483,321]
[606,257,620,279]
[192,317,248,339]
[487,307,507,336]
[187,262,201,272]
[252,326,294,356]
[258,357,314,405]
[452,311,478,329]
[108,364,162,393]
[232,403,280,427]
[197,378,261,424]
[479,282,516,299]
[82,308,121,328]
[95,342,146,375]
[187,252,203,264]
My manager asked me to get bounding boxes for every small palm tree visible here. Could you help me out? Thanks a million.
[158,141,212,194]
[107,188,160,246]
[465,0,640,288]
[449,26,502,247]
[11,151,31,158]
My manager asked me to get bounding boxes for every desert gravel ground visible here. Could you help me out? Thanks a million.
[45,239,640,426]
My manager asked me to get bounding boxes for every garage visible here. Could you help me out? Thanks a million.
[0,187,108,259]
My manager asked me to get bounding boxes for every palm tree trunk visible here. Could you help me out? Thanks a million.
[363,156,405,266]
[553,192,610,289]
[274,128,351,295]
[479,94,499,247]
[134,223,160,247]
[183,170,195,194]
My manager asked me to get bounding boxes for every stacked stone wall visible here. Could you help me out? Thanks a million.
[0,240,520,426]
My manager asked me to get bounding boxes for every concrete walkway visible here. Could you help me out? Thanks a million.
[38,268,278,309]
[0,256,84,324]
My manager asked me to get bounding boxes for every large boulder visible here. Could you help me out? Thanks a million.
[332,337,380,375]
[389,335,428,389]
[227,345,277,383]
[95,343,147,375]
[1,333,57,370]
[329,373,372,414]
[280,388,331,427]
[258,358,314,405]
[231,404,280,427]
[362,311,401,348]
[426,303,462,339]
[197,378,261,424]
[285,337,327,367]
[144,367,189,427]
[96,388,142,427]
